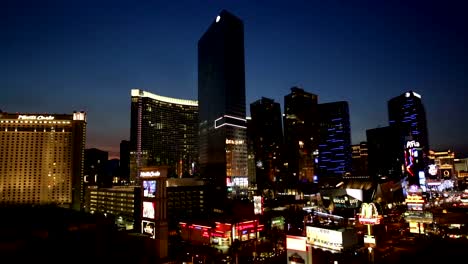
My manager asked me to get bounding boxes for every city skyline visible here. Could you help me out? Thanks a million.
[2,0,468,158]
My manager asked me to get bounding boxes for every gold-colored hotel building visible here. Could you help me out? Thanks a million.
[0,111,86,209]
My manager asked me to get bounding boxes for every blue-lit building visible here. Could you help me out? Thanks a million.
[388,91,429,154]
[388,91,429,185]
[317,101,352,183]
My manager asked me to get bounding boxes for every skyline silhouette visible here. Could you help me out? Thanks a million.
[2,0,467,158]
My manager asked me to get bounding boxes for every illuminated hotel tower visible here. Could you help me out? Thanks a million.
[0,111,86,210]
[388,91,429,185]
[198,10,248,211]
[388,91,429,154]
[130,89,198,183]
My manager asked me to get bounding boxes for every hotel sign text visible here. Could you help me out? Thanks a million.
[140,171,161,177]
[18,115,55,120]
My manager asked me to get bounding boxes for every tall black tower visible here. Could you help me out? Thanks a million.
[283,87,319,185]
[366,126,404,182]
[198,10,247,212]
[250,97,283,192]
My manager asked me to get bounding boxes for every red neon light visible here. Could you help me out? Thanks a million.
[405,150,415,177]
[237,223,255,230]
[202,231,209,238]
[358,216,382,225]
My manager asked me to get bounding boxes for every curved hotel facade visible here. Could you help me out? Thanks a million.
[130,89,198,182]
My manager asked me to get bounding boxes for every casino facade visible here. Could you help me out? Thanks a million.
[0,111,86,209]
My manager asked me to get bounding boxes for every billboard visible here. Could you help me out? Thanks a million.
[143,180,157,198]
[253,196,263,215]
[142,220,156,238]
[306,226,344,251]
[286,235,307,252]
[143,201,155,219]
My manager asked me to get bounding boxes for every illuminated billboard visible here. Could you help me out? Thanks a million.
[306,226,344,251]
[253,196,263,215]
[143,201,155,219]
[142,220,156,238]
[404,140,424,186]
[143,180,157,198]
[286,235,307,252]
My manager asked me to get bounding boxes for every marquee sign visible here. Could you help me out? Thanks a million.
[18,115,54,120]
[140,171,161,177]
[358,203,382,225]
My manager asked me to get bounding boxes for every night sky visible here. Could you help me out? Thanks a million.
[2,0,467,158]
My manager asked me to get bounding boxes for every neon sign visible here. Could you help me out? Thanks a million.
[226,139,244,145]
[140,171,161,177]
[406,140,420,149]
[358,203,382,225]
[18,115,54,120]
[405,194,425,204]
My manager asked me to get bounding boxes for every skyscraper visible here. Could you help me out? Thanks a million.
[351,141,369,177]
[317,101,352,183]
[0,111,86,209]
[283,87,319,185]
[198,10,247,210]
[366,126,404,182]
[388,91,429,153]
[130,89,198,182]
[250,97,283,191]
[388,91,429,185]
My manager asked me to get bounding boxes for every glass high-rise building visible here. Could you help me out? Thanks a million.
[283,87,319,185]
[388,91,429,153]
[130,89,198,182]
[0,111,86,209]
[317,101,352,183]
[250,97,283,191]
[198,10,248,208]
[388,91,429,185]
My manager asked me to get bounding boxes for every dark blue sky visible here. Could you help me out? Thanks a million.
[2,0,467,158]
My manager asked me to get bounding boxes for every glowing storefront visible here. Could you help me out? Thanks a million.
[179,219,264,246]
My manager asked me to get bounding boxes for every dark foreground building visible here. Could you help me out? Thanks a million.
[283,87,319,185]
[250,97,283,191]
